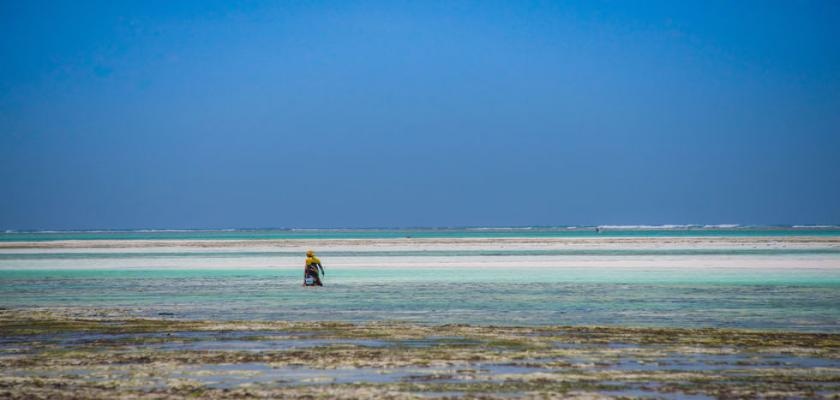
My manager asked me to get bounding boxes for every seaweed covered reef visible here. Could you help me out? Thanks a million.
[1,309,839,399]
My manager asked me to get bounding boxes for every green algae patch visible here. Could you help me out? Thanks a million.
[1,308,839,399]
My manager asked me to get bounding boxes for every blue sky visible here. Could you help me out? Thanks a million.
[1,0,839,229]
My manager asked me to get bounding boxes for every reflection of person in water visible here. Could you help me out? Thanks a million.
[304,250,324,286]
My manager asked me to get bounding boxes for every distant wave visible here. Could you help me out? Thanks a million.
[597,225,700,230]
[598,224,742,230]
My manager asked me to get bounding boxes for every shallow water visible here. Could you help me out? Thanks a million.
[3,229,840,332]
[2,267,840,331]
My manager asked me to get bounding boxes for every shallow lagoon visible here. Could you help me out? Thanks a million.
[2,267,840,331]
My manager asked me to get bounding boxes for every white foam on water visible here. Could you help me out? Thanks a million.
[597,224,699,229]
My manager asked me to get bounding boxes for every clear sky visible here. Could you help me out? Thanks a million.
[1,0,839,229]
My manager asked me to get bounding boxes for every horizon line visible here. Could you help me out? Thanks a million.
[3,224,840,233]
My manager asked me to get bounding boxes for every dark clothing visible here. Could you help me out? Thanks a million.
[303,255,325,286]
[304,264,323,286]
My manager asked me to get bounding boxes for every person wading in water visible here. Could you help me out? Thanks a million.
[303,250,325,286]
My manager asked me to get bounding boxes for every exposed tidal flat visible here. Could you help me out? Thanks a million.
[1,233,840,398]
[1,309,840,399]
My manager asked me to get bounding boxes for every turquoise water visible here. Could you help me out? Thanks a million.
[2,227,840,241]
[3,228,839,331]
[2,267,839,332]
